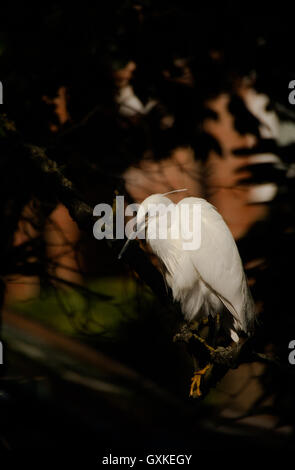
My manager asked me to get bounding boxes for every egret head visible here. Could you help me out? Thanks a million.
[118,189,187,259]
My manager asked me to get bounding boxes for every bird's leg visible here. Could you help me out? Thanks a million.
[192,333,216,353]
[212,313,221,347]
[215,313,220,329]
[190,315,221,396]
[190,363,212,397]
[188,323,215,397]
[191,317,208,331]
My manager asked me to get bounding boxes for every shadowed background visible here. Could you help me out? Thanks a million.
[0,4,295,460]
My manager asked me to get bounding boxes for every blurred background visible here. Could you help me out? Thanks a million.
[1,4,295,459]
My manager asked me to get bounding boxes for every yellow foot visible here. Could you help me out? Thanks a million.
[189,364,211,397]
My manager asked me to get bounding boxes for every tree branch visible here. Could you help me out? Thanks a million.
[27,143,280,399]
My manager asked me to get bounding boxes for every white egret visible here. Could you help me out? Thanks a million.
[119,190,255,396]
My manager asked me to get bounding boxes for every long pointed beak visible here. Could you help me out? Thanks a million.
[118,220,146,259]
[118,236,134,259]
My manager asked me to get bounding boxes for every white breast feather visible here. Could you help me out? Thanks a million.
[147,196,255,340]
